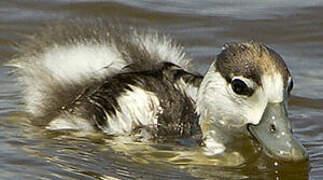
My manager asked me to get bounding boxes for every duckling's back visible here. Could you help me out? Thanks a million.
[9,20,202,138]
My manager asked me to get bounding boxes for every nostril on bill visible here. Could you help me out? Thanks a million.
[270,124,277,133]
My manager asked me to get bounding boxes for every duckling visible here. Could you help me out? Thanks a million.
[9,21,308,162]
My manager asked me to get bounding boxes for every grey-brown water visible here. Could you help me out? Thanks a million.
[0,0,322,179]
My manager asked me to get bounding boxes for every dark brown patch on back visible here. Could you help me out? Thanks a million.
[63,62,202,137]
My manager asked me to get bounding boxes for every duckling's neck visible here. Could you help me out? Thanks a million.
[196,62,234,154]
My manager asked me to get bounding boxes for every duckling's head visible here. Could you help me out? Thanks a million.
[197,42,308,161]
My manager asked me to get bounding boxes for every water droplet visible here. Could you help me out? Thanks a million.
[281,132,286,136]
[279,150,285,155]
[274,161,279,167]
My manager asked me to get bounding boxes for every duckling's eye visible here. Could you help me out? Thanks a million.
[231,79,254,96]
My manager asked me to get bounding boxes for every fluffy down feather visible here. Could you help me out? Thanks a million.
[8,20,197,132]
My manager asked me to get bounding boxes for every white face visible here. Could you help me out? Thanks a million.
[197,64,288,131]
[197,43,307,160]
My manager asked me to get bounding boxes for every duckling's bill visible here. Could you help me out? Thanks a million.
[248,102,308,161]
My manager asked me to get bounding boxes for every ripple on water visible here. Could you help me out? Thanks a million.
[0,0,323,179]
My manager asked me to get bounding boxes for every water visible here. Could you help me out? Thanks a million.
[0,0,323,179]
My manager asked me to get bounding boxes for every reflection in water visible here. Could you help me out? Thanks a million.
[0,0,322,179]
[4,112,308,179]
